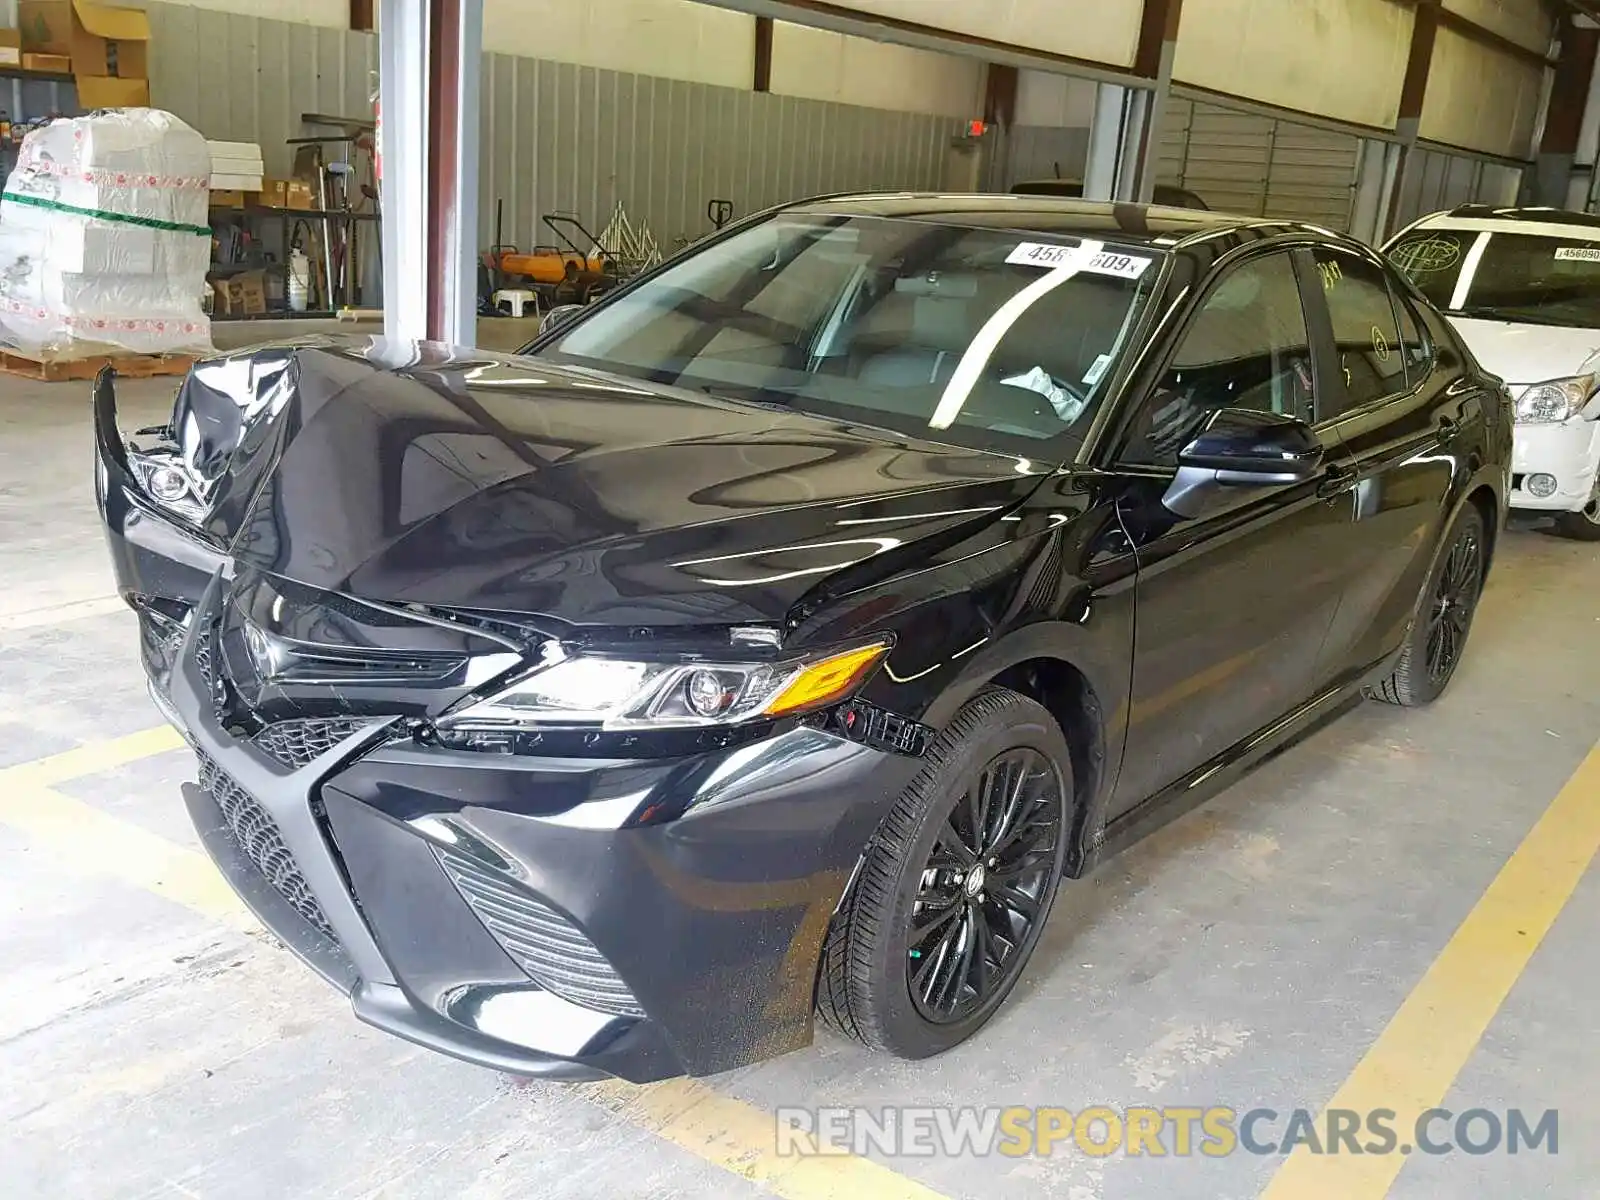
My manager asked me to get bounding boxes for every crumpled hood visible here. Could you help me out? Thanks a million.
[171,340,1046,627]
[1448,316,1600,386]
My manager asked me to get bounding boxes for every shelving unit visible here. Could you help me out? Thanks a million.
[0,68,77,182]
[207,205,380,320]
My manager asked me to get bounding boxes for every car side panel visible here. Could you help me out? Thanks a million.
[1315,307,1503,681]
[831,474,1140,875]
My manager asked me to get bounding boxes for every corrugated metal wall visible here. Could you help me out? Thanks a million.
[1160,98,1360,229]
[145,1,378,180]
[1390,148,1525,230]
[477,55,960,251]
[993,126,1091,190]
[141,3,961,252]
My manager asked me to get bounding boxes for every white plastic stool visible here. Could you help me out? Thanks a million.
[493,289,537,318]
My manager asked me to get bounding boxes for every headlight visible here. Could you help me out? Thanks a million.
[128,447,208,523]
[1516,375,1594,424]
[436,640,891,736]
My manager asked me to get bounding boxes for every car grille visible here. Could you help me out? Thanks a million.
[197,751,339,942]
[435,846,644,1018]
[251,717,371,770]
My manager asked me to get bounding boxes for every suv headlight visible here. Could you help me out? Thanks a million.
[436,640,891,738]
[1516,375,1594,424]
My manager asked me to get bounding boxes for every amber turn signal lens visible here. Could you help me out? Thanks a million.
[761,643,890,717]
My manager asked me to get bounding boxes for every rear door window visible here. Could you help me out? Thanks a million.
[1309,248,1409,418]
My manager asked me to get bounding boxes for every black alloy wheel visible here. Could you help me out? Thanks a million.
[908,748,1064,1024]
[816,689,1073,1058]
[1425,521,1482,684]
[1370,504,1486,707]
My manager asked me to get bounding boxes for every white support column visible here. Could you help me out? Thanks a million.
[437,0,483,348]
[1116,88,1150,202]
[1350,138,1402,245]
[1085,83,1129,201]
[378,0,429,344]
[377,0,482,346]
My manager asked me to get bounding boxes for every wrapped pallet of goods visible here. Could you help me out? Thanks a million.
[0,108,213,362]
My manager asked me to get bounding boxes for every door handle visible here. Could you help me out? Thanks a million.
[1318,464,1358,500]
[1437,414,1460,440]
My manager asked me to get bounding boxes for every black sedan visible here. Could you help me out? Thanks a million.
[94,196,1511,1082]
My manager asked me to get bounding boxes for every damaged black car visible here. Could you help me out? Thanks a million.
[95,196,1510,1081]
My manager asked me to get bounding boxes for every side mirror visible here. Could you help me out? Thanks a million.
[539,304,584,336]
[1163,408,1323,518]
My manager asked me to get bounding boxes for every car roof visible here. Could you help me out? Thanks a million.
[1407,205,1600,241]
[781,193,1332,249]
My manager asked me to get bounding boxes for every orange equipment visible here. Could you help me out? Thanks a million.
[490,213,621,307]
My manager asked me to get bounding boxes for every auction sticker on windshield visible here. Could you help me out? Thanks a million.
[1553,246,1600,263]
[1007,242,1153,279]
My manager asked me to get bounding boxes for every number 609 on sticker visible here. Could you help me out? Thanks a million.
[1006,241,1153,280]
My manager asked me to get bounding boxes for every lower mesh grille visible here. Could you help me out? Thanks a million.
[252,718,370,770]
[435,847,644,1017]
[197,752,338,941]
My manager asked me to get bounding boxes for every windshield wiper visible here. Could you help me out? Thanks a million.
[1447,305,1588,327]
[699,385,800,415]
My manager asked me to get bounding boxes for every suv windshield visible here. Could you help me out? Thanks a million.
[1388,228,1600,327]
[535,214,1161,453]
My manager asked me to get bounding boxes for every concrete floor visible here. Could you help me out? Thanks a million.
[2,371,1598,1199]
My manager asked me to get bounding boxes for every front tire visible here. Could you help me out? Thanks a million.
[1552,495,1600,541]
[1369,504,1486,707]
[816,688,1071,1058]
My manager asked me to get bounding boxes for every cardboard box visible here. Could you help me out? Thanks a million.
[230,269,266,316]
[258,178,289,208]
[21,50,69,72]
[0,28,21,68]
[21,1,149,108]
[17,2,70,55]
[77,75,147,107]
[210,189,246,209]
[285,180,316,211]
[21,1,149,77]
[208,271,266,317]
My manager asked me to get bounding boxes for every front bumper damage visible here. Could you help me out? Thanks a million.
[95,375,919,1082]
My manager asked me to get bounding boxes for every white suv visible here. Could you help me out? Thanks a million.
[1386,207,1600,540]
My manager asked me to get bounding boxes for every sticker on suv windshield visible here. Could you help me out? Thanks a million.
[1554,246,1600,262]
[1007,242,1153,279]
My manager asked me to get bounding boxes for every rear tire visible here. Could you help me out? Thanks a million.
[1369,504,1485,707]
[816,688,1072,1058]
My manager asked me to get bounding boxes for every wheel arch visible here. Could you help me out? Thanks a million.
[1466,482,1500,576]
[915,622,1129,879]
[985,657,1107,874]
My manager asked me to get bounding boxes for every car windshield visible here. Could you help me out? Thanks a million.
[534,214,1161,453]
[1388,228,1600,327]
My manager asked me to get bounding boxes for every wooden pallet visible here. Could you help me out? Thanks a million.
[0,349,197,383]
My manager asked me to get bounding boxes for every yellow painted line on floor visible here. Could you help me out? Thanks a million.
[4,725,187,787]
[1261,738,1600,1200]
[1,731,946,1200]
[0,594,128,632]
[0,780,255,927]
[584,1078,947,1200]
